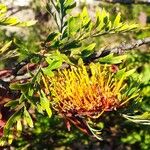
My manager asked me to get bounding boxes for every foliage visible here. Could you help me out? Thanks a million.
[0,0,150,149]
[0,3,36,26]
[0,3,38,68]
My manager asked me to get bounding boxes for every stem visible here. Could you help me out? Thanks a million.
[59,0,65,39]
[50,0,65,38]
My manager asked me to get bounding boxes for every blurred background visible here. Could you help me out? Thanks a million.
[0,0,150,149]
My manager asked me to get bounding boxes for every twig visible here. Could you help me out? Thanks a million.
[8,6,30,16]
[87,37,150,62]
[98,0,150,5]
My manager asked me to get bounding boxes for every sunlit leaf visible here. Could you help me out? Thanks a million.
[24,107,33,128]
[0,41,12,55]
[16,120,22,132]
[123,112,150,125]
[99,54,127,64]
[81,43,96,58]
[40,90,52,118]
[113,12,121,28]
[4,110,22,135]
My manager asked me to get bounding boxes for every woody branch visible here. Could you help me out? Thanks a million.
[98,0,150,4]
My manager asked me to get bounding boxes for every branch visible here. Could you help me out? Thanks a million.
[8,6,30,16]
[99,0,150,4]
[87,37,150,62]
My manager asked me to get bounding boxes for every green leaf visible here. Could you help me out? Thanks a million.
[50,51,72,64]
[4,109,22,135]
[65,0,76,12]
[4,99,19,109]
[62,40,82,50]
[10,82,31,93]
[42,67,54,77]
[99,54,127,64]
[40,90,52,118]
[0,3,7,14]
[65,0,75,7]
[81,7,88,19]
[117,23,138,32]
[37,104,44,114]
[115,68,126,79]
[0,4,36,27]
[68,16,81,36]
[78,58,84,66]
[0,17,36,26]
[1,17,19,25]
[46,59,62,70]
[0,41,12,55]
[86,121,103,141]
[113,12,121,28]
[115,68,135,79]
[18,20,37,27]
[24,107,33,128]
[16,120,22,132]
[83,43,96,51]
[124,69,136,77]
[42,57,62,76]
[127,87,139,97]
[97,8,109,31]
[19,94,26,104]
[8,133,13,145]
[45,32,60,42]
[123,112,150,125]
[80,7,91,30]
[81,43,96,58]
[0,137,6,146]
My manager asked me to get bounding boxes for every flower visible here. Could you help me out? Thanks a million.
[42,62,139,136]
[49,63,129,119]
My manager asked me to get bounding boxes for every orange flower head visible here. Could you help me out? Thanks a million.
[49,63,132,119]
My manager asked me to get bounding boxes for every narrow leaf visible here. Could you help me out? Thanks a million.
[24,108,33,128]
[40,90,52,118]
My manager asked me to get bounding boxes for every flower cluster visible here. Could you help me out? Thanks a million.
[49,63,129,119]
